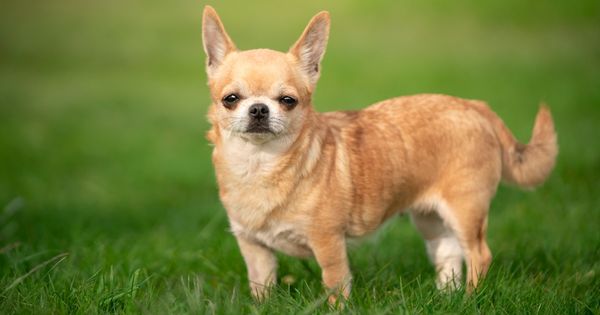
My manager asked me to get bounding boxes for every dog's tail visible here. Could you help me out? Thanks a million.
[477,103,558,188]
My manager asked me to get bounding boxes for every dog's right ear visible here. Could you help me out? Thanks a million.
[202,6,236,78]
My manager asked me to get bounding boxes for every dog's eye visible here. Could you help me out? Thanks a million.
[279,96,298,107]
[222,94,240,108]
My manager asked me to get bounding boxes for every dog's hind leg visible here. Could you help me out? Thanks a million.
[412,210,464,290]
[433,195,493,291]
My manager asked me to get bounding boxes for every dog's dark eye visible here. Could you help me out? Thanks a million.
[279,96,298,108]
[222,94,240,108]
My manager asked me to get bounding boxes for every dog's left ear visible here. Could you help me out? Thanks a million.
[202,6,236,78]
[289,11,330,88]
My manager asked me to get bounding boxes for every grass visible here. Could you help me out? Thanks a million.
[1,0,599,313]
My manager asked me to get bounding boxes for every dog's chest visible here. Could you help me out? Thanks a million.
[216,139,294,227]
[216,137,312,257]
[230,219,312,258]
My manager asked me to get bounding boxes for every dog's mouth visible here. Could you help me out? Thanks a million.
[245,121,273,134]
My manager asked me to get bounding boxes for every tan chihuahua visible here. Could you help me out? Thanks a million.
[201,6,557,302]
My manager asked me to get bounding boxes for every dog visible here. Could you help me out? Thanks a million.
[201,6,557,303]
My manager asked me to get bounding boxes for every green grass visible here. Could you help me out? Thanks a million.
[1,0,599,313]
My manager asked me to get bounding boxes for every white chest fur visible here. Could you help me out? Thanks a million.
[220,135,285,178]
[230,219,313,258]
[217,135,291,225]
[217,134,312,257]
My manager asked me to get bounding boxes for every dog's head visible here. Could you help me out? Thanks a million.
[202,6,330,144]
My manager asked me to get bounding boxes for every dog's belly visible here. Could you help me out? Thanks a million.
[230,220,313,258]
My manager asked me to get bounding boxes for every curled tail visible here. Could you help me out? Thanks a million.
[486,105,558,188]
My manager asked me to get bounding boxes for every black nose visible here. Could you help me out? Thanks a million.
[248,103,269,119]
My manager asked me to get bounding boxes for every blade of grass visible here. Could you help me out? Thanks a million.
[4,252,69,292]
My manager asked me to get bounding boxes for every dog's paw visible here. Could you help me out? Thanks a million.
[250,283,272,302]
[327,294,346,310]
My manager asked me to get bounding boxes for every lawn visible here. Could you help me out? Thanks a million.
[1,1,599,314]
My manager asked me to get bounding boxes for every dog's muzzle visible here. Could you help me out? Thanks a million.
[246,103,271,133]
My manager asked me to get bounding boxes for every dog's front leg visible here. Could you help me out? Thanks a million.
[310,232,352,305]
[235,235,277,301]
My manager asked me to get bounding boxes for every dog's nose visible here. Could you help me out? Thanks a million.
[248,103,269,119]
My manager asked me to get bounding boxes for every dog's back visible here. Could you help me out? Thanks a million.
[318,93,557,237]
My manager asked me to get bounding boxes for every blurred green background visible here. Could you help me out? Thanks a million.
[1,0,598,313]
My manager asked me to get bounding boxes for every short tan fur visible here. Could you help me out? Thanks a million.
[201,5,558,303]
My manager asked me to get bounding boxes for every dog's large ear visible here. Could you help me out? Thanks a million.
[289,11,330,87]
[202,6,236,78]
